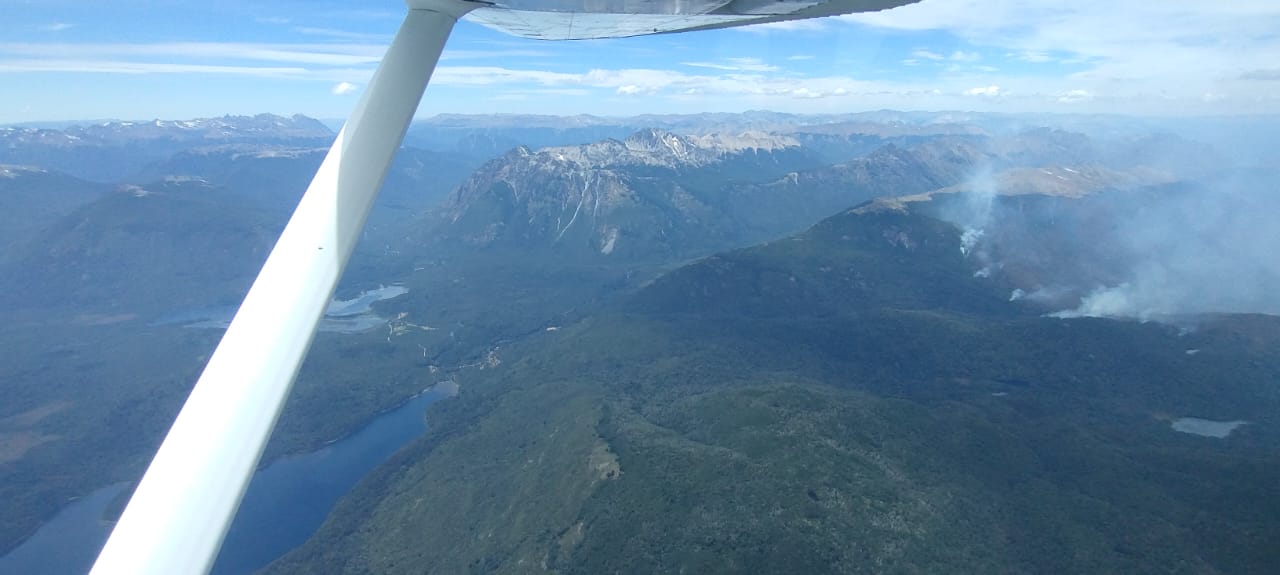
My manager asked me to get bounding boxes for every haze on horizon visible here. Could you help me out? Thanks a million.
[4,35,1280,570]
[2,0,1279,123]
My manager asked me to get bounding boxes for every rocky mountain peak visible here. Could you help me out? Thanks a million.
[75,113,333,141]
[687,130,800,153]
[0,114,337,181]
[439,129,821,257]
[622,128,694,155]
[519,128,805,172]
[0,164,47,178]
[532,129,714,170]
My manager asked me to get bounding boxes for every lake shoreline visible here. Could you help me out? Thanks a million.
[1,382,454,575]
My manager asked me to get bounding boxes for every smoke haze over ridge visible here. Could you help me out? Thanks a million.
[929,160,1280,321]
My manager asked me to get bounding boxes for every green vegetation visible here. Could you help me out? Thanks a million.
[0,169,107,252]
[0,149,617,554]
[269,207,1280,574]
[4,121,1277,573]
[0,204,681,555]
[0,319,218,550]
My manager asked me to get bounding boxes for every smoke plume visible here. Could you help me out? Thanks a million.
[1053,171,1280,319]
[936,165,1280,321]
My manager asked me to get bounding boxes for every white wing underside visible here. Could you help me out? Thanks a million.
[91,0,921,572]
[465,0,915,39]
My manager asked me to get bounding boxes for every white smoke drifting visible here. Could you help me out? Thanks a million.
[938,165,1280,322]
[951,167,997,259]
[1054,176,1280,319]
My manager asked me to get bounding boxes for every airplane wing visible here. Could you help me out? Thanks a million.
[90,1,919,573]
[465,0,917,40]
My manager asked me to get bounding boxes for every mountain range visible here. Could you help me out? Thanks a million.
[1,111,1277,573]
[428,125,1194,267]
[269,202,1280,574]
[0,114,333,182]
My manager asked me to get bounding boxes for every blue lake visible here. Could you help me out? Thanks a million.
[162,285,409,335]
[1,388,447,574]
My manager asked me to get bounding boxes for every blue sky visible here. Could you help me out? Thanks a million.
[2,0,1279,123]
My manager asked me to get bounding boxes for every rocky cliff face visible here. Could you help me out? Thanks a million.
[438,129,816,258]
[434,131,1038,262]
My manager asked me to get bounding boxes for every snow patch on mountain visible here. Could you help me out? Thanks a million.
[534,128,801,171]
[0,165,46,178]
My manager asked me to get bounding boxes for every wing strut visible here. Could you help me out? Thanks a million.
[91,2,473,573]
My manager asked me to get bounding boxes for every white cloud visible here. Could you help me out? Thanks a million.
[1058,89,1093,103]
[911,48,981,65]
[682,57,778,72]
[441,49,551,61]
[788,87,852,99]
[0,41,385,67]
[292,26,389,43]
[40,23,74,32]
[490,88,593,101]
[0,58,312,77]
[8,1,1280,118]
[432,66,580,86]
[842,0,1280,110]
[331,81,357,95]
[429,65,957,109]
[1017,51,1054,63]
[681,62,739,71]
[963,85,1001,96]
[532,88,592,96]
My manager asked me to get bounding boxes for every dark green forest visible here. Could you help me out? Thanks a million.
[268,207,1280,574]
